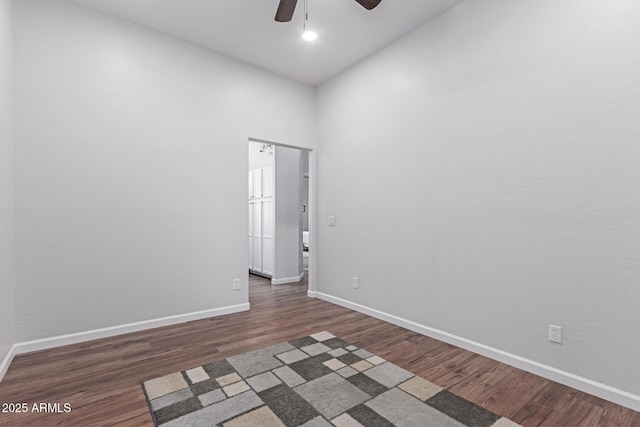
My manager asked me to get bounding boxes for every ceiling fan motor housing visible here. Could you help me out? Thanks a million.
[275,0,382,22]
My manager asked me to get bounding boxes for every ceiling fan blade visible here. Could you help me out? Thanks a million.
[354,0,382,10]
[275,0,298,22]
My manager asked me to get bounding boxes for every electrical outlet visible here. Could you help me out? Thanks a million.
[549,324,562,343]
[352,277,359,289]
[233,279,240,291]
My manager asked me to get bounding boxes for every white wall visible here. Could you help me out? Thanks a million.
[14,0,315,342]
[317,0,640,401]
[0,0,15,368]
[274,146,303,282]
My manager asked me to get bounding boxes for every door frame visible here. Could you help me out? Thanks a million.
[247,137,317,294]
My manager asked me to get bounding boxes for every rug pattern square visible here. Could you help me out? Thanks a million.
[142,332,522,427]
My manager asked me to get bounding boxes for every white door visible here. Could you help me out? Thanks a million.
[252,168,262,199]
[262,166,274,198]
[252,201,262,273]
[261,199,274,276]
[248,170,254,199]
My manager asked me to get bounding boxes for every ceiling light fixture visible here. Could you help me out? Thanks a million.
[302,30,318,42]
[302,0,317,42]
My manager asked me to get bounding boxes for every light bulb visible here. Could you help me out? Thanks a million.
[302,30,318,42]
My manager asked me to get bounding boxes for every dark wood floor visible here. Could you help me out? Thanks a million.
[0,274,638,426]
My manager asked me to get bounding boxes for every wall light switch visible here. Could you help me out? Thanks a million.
[328,216,336,227]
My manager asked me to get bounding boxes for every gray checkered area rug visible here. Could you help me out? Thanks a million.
[142,331,521,426]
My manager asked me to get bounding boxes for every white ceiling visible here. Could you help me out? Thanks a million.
[68,0,464,85]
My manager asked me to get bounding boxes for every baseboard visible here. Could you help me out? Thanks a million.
[271,272,305,285]
[0,344,17,383]
[13,303,251,356]
[307,291,640,412]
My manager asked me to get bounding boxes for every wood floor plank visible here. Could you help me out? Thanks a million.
[0,275,638,426]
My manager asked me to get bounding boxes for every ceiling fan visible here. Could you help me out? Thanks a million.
[275,0,382,22]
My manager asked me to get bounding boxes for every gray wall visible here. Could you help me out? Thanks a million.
[274,146,303,281]
[302,153,309,232]
[0,0,15,368]
[316,0,640,397]
[14,0,315,342]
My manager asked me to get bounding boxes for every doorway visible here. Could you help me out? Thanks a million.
[247,139,312,288]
